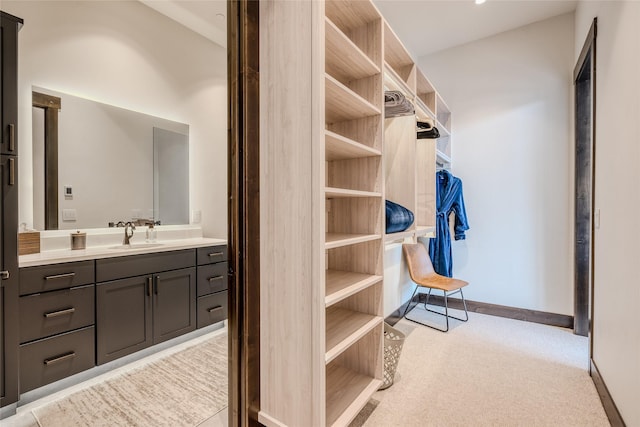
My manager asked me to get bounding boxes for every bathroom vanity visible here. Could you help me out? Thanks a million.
[17,237,227,394]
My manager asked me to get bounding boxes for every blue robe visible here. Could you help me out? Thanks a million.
[429,170,469,277]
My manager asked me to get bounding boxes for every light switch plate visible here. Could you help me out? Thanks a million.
[192,210,202,224]
[62,209,77,221]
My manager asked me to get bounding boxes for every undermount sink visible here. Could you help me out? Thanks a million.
[108,243,164,250]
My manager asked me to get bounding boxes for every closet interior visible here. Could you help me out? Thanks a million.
[259,1,453,425]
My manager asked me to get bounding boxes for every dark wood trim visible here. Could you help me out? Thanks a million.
[32,91,60,230]
[386,294,573,329]
[574,18,597,82]
[591,359,626,426]
[573,17,597,345]
[227,2,260,427]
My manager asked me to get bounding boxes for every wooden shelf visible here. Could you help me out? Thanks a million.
[325,0,381,31]
[326,233,381,249]
[383,62,414,99]
[326,364,382,427]
[415,226,435,238]
[383,22,414,77]
[384,229,415,242]
[326,74,380,123]
[325,17,379,82]
[325,130,381,161]
[325,187,381,198]
[325,270,382,307]
[415,97,435,122]
[437,121,451,137]
[325,307,381,363]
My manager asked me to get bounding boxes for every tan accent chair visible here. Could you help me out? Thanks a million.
[402,243,469,332]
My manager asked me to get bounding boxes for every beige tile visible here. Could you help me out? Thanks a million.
[197,407,228,427]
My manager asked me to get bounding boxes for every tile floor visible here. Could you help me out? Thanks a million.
[1,326,228,427]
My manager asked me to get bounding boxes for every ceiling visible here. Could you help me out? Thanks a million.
[374,0,577,58]
[141,0,577,58]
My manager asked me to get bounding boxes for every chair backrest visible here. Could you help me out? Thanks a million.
[402,243,435,281]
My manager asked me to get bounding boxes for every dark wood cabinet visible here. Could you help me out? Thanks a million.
[196,245,228,329]
[153,268,196,344]
[96,275,153,365]
[18,261,96,392]
[96,252,197,365]
[1,11,22,409]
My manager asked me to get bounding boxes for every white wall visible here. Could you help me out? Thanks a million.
[574,2,640,425]
[418,13,575,315]
[3,0,227,238]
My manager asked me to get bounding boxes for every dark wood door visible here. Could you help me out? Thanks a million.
[96,276,153,365]
[153,267,196,344]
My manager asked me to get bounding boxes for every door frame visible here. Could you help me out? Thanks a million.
[573,18,596,346]
[227,2,260,426]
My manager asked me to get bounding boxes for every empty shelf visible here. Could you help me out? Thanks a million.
[326,74,380,123]
[326,307,381,364]
[415,226,435,238]
[325,130,381,161]
[325,17,379,82]
[326,364,382,427]
[325,270,382,307]
[383,62,414,99]
[384,229,415,242]
[326,233,381,249]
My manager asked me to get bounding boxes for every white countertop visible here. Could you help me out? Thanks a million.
[19,237,227,268]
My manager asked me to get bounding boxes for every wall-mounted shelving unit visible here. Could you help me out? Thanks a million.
[260,1,452,425]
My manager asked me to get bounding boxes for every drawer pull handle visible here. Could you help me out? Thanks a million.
[147,277,153,297]
[44,351,76,366]
[208,275,224,282]
[208,252,224,257]
[8,158,15,186]
[8,124,15,152]
[44,272,76,281]
[207,305,223,314]
[44,307,75,318]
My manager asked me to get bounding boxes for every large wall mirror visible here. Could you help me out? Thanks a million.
[32,87,189,230]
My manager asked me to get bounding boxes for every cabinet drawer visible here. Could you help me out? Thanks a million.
[19,285,95,343]
[20,261,95,296]
[20,326,95,393]
[197,291,227,328]
[197,245,227,265]
[197,262,228,297]
[96,249,195,282]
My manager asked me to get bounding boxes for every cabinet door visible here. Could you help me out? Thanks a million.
[1,13,19,156]
[153,267,196,344]
[0,156,19,407]
[96,276,152,365]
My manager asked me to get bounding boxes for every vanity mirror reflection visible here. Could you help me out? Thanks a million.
[31,87,189,230]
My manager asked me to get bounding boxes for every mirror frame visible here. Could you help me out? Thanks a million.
[32,91,61,230]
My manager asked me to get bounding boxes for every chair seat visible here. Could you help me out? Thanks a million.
[413,273,468,292]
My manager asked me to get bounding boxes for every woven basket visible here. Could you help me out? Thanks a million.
[380,322,406,390]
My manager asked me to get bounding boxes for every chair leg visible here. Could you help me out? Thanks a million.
[402,284,420,319]
[409,288,469,332]
[424,288,432,310]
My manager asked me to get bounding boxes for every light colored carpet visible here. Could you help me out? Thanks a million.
[362,307,610,427]
[33,333,228,427]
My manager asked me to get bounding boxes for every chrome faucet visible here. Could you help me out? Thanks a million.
[123,222,136,245]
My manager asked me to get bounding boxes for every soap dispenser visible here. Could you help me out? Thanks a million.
[146,224,157,243]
